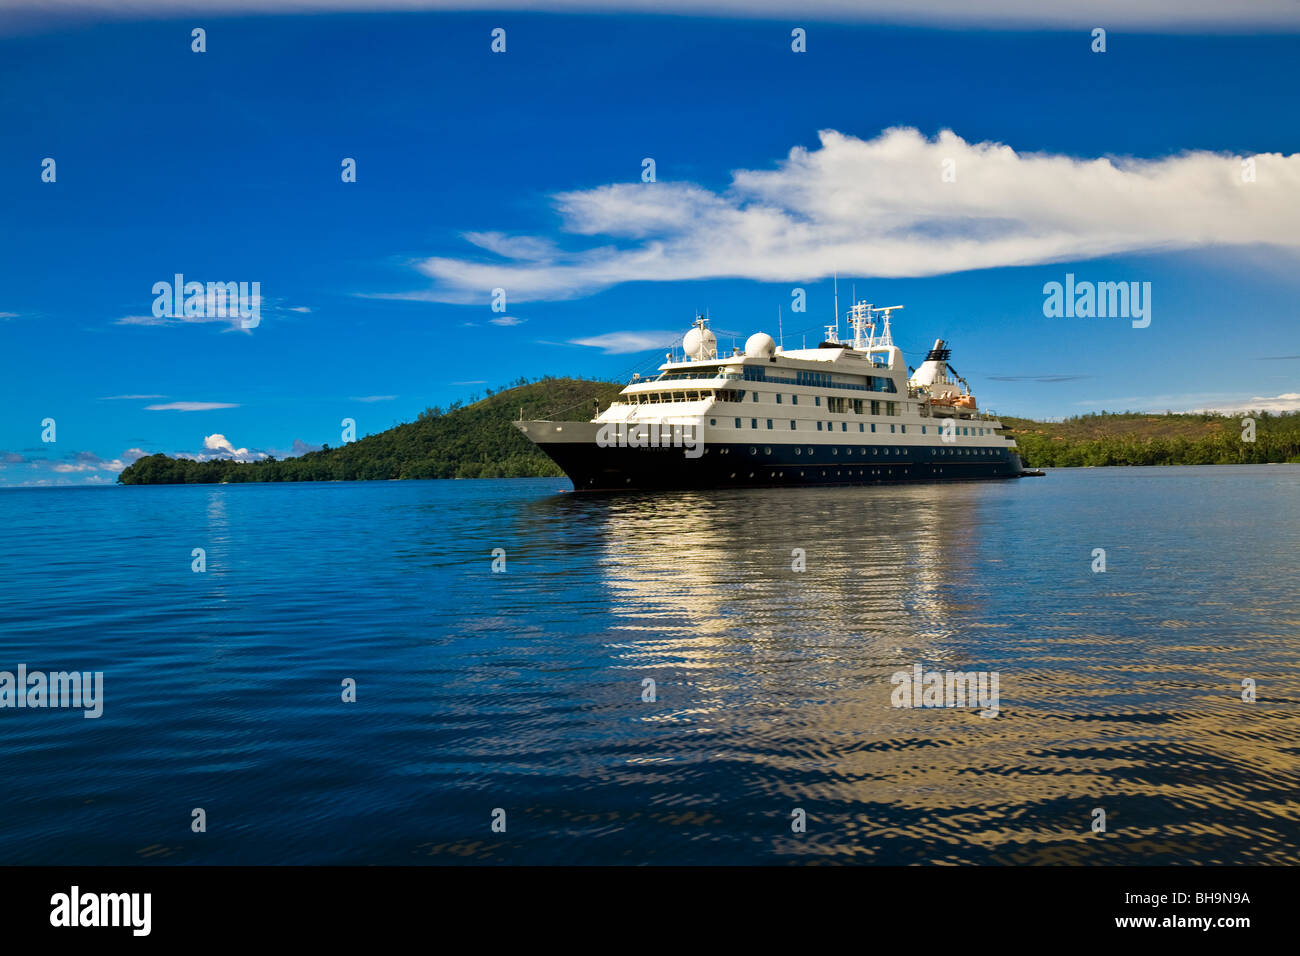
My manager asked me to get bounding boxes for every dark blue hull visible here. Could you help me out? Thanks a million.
[538,440,1028,491]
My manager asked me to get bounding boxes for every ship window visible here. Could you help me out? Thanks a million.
[841,423,847,432]
[751,419,758,428]
[776,394,783,404]
[791,395,798,405]
[859,424,864,432]
[900,425,906,434]
[872,448,878,455]
[734,418,741,428]
[790,420,797,430]
[890,424,895,433]
[815,397,821,407]
[767,419,773,429]
[710,418,716,426]
[871,424,876,433]
[921,426,926,434]
[816,422,823,431]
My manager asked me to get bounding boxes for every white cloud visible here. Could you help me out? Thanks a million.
[145,401,239,411]
[288,306,312,313]
[1203,392,1300,414]
[11,1,1300,31]
[488,316,525,326]
[351,395,397,402]
[116,314,172,326]
[204,434,245,455]
[99,394,167,400]
[569,330,681,354]
[187,433,267,462]
[1074,391,1300,414]
[399,127,1300,303]
[116,289,264,332]
[1,448,142,483]
[0,312,17,319]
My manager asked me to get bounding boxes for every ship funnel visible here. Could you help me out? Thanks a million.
[909,338,954,390]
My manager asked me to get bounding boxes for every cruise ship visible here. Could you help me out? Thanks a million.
[516,300,1032,490]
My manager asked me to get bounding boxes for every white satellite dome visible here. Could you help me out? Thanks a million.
[682,325,717,361]
[744,332,776,359]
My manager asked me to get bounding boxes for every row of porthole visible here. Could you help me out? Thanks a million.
[738,446,1001,458]
[752,446,907,457]
[733,468,905,479]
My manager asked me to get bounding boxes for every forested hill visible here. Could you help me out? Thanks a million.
[117,380,1300,484]
[1001,411,1300,467]
[117,377,624,484]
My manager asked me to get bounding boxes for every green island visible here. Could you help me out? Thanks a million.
[117,377,1300,484]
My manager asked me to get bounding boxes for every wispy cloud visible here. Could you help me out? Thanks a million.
[1203,392,1300,414]
[350,395,397,402]
[0,447,147,482]
[488,316,526,326]
[115,289,265,332]
[569,330,680,354]
[99,393,167,400]
[989,374,1093,383]
[116,314,172,327]
[145,401,239,411]
[0,311,18,320]
[1074,391,1300,413]
[394,127,1300,304]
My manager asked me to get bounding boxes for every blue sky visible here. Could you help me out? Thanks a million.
[2,4,1298,485]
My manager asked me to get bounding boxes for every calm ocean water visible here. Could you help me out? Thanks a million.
[1,466,1297,865]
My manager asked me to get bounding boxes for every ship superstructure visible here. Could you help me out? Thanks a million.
[516,300,1029,491]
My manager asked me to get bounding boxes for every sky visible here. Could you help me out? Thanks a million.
[2,2,1298,486]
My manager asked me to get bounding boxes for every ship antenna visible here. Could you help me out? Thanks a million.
[778,304,784,349]
[833,272,839,343]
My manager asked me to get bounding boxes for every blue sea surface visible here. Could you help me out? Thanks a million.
[1,466,1297,864]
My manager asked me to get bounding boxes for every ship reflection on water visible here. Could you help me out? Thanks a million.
[511,475,1300,864]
